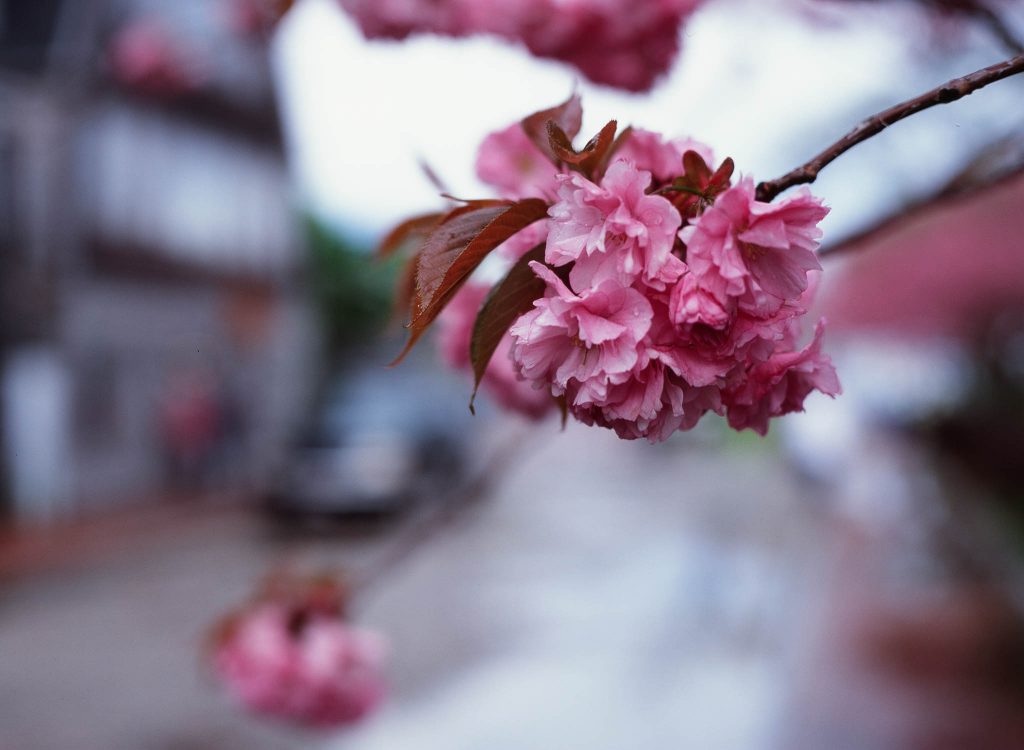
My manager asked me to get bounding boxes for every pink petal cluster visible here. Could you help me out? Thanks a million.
[614,128,714,184]
[546,160,685,289]
[214,604,388,728]
[505,133,840,441]
[476,122,561,201]
[337,0,705,91]
[681,179,830,319]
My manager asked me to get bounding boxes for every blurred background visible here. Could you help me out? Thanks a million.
[2,0,1024,748]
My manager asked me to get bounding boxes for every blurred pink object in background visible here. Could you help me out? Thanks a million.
[337,0,706,91]
[824,170,1024,339]
[212,576,388,728]
[108,19,203,96]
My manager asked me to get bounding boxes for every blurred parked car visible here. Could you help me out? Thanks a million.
[265,354,478,518]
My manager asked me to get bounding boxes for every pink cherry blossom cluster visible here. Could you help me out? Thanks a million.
[439,121,840,440]
[337,0,705,91]
[212,577,387,728]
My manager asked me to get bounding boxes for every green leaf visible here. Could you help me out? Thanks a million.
[391,198,550,365]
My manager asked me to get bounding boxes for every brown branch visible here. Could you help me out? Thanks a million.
[756,52,1024,202]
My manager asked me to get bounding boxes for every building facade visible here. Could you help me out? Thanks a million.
[0,0,315,522]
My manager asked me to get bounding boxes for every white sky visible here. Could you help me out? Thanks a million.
[271,0,1024,244]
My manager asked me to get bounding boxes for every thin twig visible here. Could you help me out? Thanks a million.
[756,52,1024,202]
[819,141,1024,257]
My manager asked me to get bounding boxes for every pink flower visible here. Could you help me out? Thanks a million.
[419,115,839,442]
[337,0,465,38]
[613,129,714,185]
[509,262,653,400]
[476,122,561,200]
[438,282,555,419]
[570,349,724,443]
[546,161,684,290]
[681,179,828,317]
[215,604,388,728]
[723,320,841,435]
[338,0,705,92]
[518,0,705,91]
[494,219,549,262]
[669,271,730,329]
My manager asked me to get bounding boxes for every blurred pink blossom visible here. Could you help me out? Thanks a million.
[337,0,706,91]
[476,122,562,201]
[108,20,202,97]
[214,603,388,728]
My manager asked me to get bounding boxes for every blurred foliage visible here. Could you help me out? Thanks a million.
[304,216,403,351]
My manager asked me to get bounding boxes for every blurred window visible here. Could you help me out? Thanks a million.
[0,132,15,251]
[0,0,62,72]
[77,103,297,276]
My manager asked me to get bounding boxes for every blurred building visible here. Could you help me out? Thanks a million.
[0,0,314,523]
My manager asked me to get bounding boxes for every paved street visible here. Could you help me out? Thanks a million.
[0,420,824,750]
[3,418,1020,750]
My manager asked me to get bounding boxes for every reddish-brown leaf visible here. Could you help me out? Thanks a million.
[468,243,547,410]
[522,93,583,165]
[665,152,737,219]
[547,119,618,180]
[390,250,420,327]
[439,199,510,221]
[682,150,712,185]
[594,125,633,179]
[709,157,735,194]
[377,212,443,260]
[391,198,550,364]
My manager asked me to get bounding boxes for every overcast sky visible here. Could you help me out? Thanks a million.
[271,0,1024,245]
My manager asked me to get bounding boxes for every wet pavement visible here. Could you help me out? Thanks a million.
[2,418,1022,750]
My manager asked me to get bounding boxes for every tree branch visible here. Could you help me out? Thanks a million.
[756,52,1024,202]
[819,135,1024,257]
